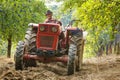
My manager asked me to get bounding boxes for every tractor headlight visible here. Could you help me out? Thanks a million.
[40,26,45,31]
[51,27,57,32]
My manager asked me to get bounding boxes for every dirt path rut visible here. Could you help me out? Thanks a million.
[0,54,120,80]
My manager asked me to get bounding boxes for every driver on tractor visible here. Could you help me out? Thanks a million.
[44,10,62,26]
[45,10,65,48]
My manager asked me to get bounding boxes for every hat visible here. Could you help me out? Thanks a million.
[45,10,53,15]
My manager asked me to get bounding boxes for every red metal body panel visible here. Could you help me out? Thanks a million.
[36,23,61,50]
[38,23,61,35]
[37,34,59,50]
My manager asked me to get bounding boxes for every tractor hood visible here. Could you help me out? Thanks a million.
[36,23,61,50]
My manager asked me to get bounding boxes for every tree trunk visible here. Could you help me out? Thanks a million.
[7,35,12,58]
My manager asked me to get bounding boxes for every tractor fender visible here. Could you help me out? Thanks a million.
[67,27,83,36]
[28,23,39,29]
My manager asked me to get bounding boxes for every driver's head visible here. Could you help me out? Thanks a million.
[45,10,53,19]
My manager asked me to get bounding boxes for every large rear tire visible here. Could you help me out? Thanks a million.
[75,32,84,71]
[67,43,77,75]
[24,28,37,67]
[14,41,24,70]
[25,28,37,52]
[67,31,84,75]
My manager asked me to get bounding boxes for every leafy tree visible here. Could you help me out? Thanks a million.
[62,0,120,30]
[60,0,120,55]
[0,39,7,55]
[0,0,47,58]
[45,0,72,26]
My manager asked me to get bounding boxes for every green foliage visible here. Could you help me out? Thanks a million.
[0,39,7,55]
[61,0,120,56]
[0,0,47,57]
[0,0,47,42]
[62,0,120,33]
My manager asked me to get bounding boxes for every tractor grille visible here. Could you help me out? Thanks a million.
[40,36,54,48]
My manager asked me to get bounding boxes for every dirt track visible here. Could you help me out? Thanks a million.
[0,54,120,80]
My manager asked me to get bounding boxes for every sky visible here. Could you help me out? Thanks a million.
[45,0,62,8]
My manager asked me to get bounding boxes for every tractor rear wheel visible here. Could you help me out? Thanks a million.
[67,31,84,75]
[25,28,37,52]
[67,43,77,75]
[24,28,37,67]
[14,41,24,70]
[75,32,84,71]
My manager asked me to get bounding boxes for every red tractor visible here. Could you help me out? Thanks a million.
[14,20,84,75]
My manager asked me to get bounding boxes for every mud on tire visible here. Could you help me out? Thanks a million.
[24,28,37,67]
[67,31,84,75]
[14,41,25,70]
[67,43,77,75]
[75,32,84,71]
[25,28,37,52]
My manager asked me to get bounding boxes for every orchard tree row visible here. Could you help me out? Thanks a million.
[0,0,47,57]
[58,0,120,55]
